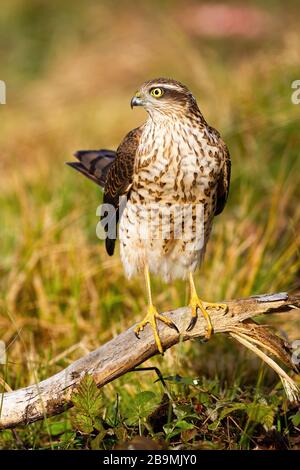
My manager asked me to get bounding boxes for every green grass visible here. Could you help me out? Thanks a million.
[0,0,300,450]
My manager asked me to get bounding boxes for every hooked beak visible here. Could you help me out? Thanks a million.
[130,93,143,109]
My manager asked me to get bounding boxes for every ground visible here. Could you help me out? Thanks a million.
[0,0,299,450]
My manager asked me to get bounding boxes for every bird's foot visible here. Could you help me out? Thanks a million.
[186,296,227,339]
[134,305,179,355]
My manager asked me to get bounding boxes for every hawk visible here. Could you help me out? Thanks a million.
[67,78,231,354]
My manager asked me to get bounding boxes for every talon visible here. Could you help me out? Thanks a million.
[187,273,227,340]
[169,322,180,333]
[186,314,198,332]
[134,322,145,339]
[134,306,179,355]
[157,314,179,333]
[187,295,213,338]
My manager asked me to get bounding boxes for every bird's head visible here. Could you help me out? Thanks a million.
[130,78,199,118]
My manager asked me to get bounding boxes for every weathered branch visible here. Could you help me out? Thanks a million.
[0,292,299,429]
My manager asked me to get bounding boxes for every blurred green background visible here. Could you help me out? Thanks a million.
[0,0,299,450]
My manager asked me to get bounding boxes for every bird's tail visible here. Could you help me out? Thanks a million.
[66,149,116,188]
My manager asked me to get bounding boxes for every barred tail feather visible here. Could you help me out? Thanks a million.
[66,149,116,188]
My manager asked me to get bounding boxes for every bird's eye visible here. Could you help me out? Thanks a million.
[150,87,164,98]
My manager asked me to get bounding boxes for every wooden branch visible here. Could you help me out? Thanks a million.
[0,292,299,429]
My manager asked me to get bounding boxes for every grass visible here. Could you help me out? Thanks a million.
[0,0,300,450]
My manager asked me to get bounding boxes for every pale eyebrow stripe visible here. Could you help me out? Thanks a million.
[148,84,183,91]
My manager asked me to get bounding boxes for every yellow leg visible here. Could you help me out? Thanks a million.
[187,272,227,339]
[134,264,179,354]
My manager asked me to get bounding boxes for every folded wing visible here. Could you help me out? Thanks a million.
[103,127,142,255]
[67,127,142,256]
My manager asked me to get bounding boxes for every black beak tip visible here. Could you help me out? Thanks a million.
[130,95,143,109]
[130,97,137,109]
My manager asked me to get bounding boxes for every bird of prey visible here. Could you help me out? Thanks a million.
[67,78,230,354]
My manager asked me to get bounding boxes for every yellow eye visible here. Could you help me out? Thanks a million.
[150,87,164,98]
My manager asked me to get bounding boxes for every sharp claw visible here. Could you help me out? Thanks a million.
[169,321,179,333]
[153,313,179,333]
[186,315,197,332]
[134,308,178,350]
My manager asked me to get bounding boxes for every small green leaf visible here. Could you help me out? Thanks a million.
[175,420,195,430]
[71,375,103,434]
[135,391,156,407]
[93,417,104,432]
[208,421,219,431]
[198,392,210,406]
[48,421,72,436]
[174,404,198,420]
[290,411,300,427]
[246,402,274,429]
[163,420,195,439]
[261,410,274,430]
[71,374,102,419]
[208,402,247,429]
[125,390,159,426]
[72,413,94,434]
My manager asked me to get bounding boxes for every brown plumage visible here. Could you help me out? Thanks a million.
[67,77,231,353]
[103,127,142,255]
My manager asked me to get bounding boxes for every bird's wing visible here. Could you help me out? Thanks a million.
[215,141,231,216]
[103,126,142,255]
[66,149,116,188]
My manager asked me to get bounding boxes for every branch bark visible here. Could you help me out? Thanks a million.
[0,292,299,429]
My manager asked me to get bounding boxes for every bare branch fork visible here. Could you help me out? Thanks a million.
[0,292,299,430]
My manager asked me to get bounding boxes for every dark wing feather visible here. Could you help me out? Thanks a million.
[103,127,142,256]
[215,142,231,216]
[66,149,116,188]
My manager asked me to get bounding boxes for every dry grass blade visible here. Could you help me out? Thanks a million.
[230,329,300,403]
[230,322,299,372]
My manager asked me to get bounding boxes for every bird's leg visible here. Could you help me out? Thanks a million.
[186,272,227,339]
[134,264,179,354]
